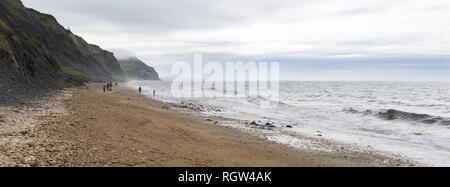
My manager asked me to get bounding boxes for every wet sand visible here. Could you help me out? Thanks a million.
[0,84,414,166]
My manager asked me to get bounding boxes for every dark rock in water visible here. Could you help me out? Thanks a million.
[413,133,423,136]
[250,121,259,126]
[265,122,275,128]
[286,125,293,128]
[205,118,213,121]
[261,126,274,130]
[208,108,221,112]
[317,134,322,137]
[162,106,169,110]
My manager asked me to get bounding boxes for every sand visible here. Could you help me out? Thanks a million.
[0,84,415,167]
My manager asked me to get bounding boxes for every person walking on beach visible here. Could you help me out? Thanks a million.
[153,89,156,97]
[106,81,112,92]
[138,87,142,95]
[106,82,110,92]
[103,84,106,93]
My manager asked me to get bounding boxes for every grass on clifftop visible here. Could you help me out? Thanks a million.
[61,67,89,83]
[27,8,59,24]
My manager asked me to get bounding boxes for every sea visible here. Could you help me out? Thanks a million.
[127,81,450,166]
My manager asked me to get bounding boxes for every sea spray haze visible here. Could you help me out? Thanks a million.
[169,55,280,108]
[117,57,160,81]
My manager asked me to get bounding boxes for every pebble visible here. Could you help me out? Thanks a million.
[0,90,72,167]
[20,130,28,135]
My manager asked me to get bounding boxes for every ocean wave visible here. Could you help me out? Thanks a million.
[343,107,450,126]
[246,96,292,107]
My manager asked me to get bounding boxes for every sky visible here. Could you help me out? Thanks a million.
[21,0,450,80]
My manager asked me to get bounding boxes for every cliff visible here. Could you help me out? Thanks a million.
[0,0,125,104]
[118,57,160,80]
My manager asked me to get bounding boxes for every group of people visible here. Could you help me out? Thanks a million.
[101,82,156,97]
[103,81,115,93]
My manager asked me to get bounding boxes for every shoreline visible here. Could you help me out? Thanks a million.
[0,83,415,166]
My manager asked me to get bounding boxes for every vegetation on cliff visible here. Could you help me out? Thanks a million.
[61,67,89,83]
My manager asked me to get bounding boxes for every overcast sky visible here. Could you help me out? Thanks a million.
[22,0,450,80]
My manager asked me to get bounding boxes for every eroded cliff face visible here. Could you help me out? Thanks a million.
[65,33,125,81]
[0,0,125,104]
[87,44,125,81]
[118,57,160,81]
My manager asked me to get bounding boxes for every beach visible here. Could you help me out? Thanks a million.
[0,84,414,167]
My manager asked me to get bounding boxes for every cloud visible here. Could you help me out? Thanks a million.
[22,0,305,33]
[21,0,450,80]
